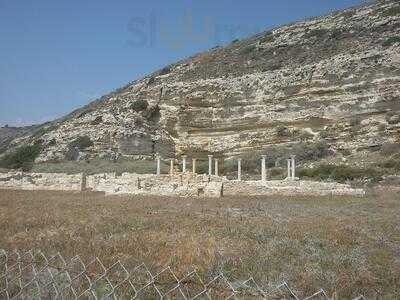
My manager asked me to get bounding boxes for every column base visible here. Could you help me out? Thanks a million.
[285,177,300,181]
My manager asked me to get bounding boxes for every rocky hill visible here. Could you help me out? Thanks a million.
[0,125,39,155]
[2,0,400,169]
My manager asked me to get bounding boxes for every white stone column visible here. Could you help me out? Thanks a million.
[192,158,197,174]
[182,155,187,173]
[156,154,161,176]
[291,155,296,180]
[287,159,291,179]
[170,159,174,175]
[237,158,242,181]
[208,155,213,176]
[214,158,219,177]
[261,155,267,182]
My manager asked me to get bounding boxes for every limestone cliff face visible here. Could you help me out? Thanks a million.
[5,0,400,162]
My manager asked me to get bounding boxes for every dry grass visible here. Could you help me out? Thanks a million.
[0,189,399,298]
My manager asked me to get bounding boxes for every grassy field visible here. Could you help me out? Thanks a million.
[0,189,399,298]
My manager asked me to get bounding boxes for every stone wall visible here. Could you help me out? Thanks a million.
[86,173,223,197]
[0,171,365,197]
[223,180,365,197]
[0,172,82,191]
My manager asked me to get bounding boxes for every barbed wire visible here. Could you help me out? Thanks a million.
[0,249,366,299]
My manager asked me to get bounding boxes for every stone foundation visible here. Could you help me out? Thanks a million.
[0,172,83,191]
[0,172,365,197]
[223,180,365,197]
[86,173,224,197]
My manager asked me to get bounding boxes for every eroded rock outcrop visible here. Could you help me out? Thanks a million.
[3,0,400,164]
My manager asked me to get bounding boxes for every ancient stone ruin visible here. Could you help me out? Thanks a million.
[0,154,365,197]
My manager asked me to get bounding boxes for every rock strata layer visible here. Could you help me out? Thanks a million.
[2,0,399,163]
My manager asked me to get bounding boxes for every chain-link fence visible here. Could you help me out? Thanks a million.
[0,250,366,299]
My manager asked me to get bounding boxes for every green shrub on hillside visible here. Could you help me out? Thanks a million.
[292,141,331,161]
[69,136,94,150]
[269,167,285,179]
[222,159,237,174]
[240,45,256,55]
[383,36,400,47]
[330,28,343,40]
[276,126,290,137]
[298,164,382,183]
[147,77,155,85]
[90,116,103,125]
[0,144,41,171]
[65,136,94,161]
[143,105,160,122]
[240,153,262,173]
[159,66,171,76]
[195,160,209,174]
[131,100,149,112]
[47,139,57,146]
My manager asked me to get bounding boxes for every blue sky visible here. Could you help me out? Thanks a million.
[0,0,365,127]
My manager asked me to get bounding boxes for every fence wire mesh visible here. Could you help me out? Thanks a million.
[0,249,366,300]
